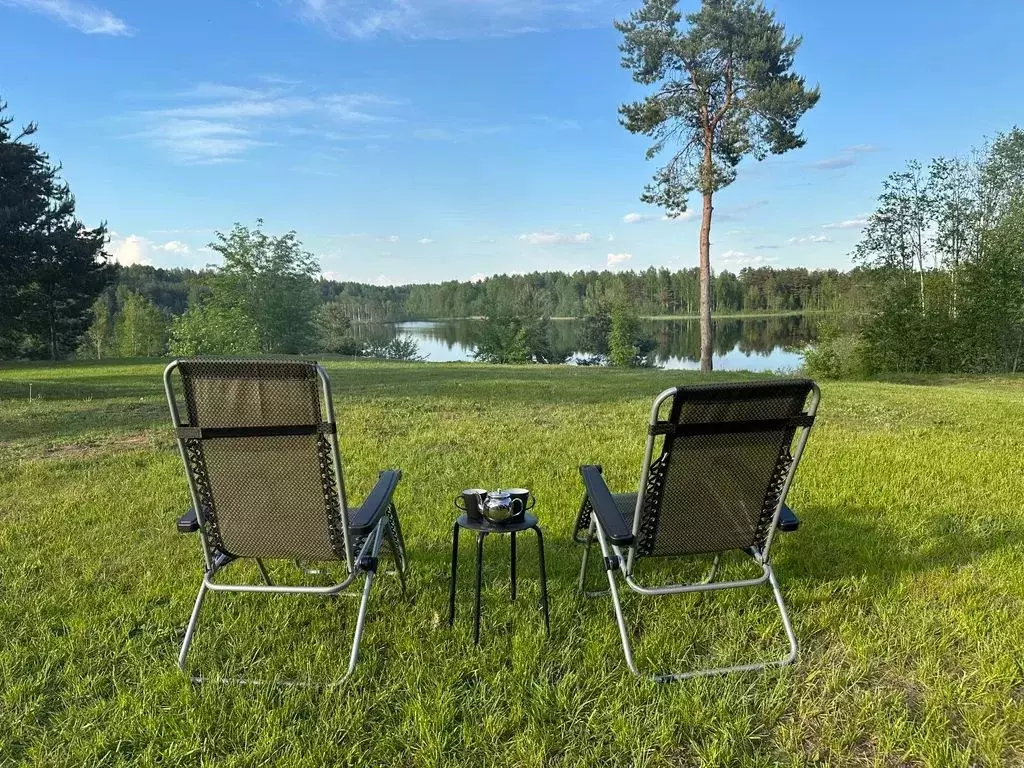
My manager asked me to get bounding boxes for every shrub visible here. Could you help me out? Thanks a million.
[363,337,426,361]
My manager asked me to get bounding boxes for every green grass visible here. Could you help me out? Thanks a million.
[1,359,1022,766]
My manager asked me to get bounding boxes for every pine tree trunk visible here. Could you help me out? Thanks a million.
[698,190,714,373]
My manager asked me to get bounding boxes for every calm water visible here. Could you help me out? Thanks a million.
[350,316,815,372]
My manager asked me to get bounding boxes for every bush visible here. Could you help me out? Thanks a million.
[363,337,426,361]
[802,333,872,379]
[473,315,556,364]
[608,305,656,368]
[168,304,260,356]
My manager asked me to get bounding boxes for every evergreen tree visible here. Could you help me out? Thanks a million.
[0,99,114,358]
[617,0,819,371]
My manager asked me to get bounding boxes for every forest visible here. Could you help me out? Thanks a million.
[114,263,852,324]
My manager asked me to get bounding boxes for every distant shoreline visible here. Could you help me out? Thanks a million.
[367,310,822,323]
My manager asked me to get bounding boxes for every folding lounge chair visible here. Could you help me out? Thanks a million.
[574,378,819,682]
[164,358,408,683]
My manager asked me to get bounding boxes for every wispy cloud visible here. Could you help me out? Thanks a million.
[127,82,402,163]
[787,234,832,245]
[291,0,613,39]
[822,216,869,230]
[518,231,591,245]
[623,210,698,224]
[606,252,632,268]
[753,244,780,250]
[809,144,880,171]
[717,249,778,269]
[2,0,131,35]
[417,237,434,245]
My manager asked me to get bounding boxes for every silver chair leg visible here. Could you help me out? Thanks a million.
[178,580,210,671]
[343,522,385,680]
[594,524,639,675]
[652,563,798,682]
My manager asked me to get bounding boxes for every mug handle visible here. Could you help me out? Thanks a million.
[525,496,536,511]
[455,496,467,511]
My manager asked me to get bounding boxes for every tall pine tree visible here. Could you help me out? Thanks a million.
[0,99,114,359]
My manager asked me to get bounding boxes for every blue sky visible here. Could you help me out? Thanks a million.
[2,0,1023,284]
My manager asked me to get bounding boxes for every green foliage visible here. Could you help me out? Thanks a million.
[113,291,166,358]
[0,98,114,359]
[473,315,555,364]
[203,220,320,354]
[101,265,850,328]
[363,337,426,362]
[81,297,114,360]
[850,127,1024,375]
[617,0,820,207]
[168,304,260,356]
[314,299,355,354]
[801,317,871,380]
[608,305,656,367]
[576,308,612,359]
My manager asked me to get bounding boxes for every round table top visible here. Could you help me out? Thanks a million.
[455,512,539,533]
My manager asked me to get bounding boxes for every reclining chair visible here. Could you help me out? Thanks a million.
[164,358,407,683]
[574,378,818,681]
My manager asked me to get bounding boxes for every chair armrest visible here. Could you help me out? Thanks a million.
[579,465,634,546]
[777,504,800,532]
[349,469,402,534]
[177,508,199,534]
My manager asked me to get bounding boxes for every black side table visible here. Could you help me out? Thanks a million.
[448,513,550,645]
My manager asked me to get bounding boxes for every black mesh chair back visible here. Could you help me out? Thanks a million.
[170,358,348,562]
[634,379,816,558]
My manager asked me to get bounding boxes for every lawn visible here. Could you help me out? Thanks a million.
[1,359,1022,767]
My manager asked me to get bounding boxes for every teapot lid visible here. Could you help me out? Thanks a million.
[487,490,511,499]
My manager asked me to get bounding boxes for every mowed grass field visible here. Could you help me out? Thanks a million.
[1,359,1023,767]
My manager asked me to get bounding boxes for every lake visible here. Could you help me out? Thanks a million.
[350,315,816,372]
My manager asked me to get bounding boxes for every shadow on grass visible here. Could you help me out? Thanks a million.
[782,503,1024,585]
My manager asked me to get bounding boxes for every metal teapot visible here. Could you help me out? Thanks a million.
[480,490,523,523]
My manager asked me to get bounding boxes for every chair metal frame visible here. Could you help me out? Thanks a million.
[577,382,820,682]
[164,359,405,684]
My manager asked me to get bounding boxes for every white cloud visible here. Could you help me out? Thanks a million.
[417,237,434,245]
[623,210,698,224]
[606,253,632,268]
[322,270,345,282]
[606,234,615,242]
[468,272,488,283]
[518,231,591,245]
[786,234,832,245]
[371,274,398,286]
[822,217,869,230]
[623,212,658,224]
[717,249,779,269]
[380,234,400,243]
[107,234,193,266]
[291,0,612,39]
[2,0,131,35]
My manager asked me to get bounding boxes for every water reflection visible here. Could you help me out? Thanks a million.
[350,316,815,372]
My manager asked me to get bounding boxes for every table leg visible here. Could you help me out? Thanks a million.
[533,525,550,636]
[510,531,517,602]
[448,521,459,626]
[474,532,486,645]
